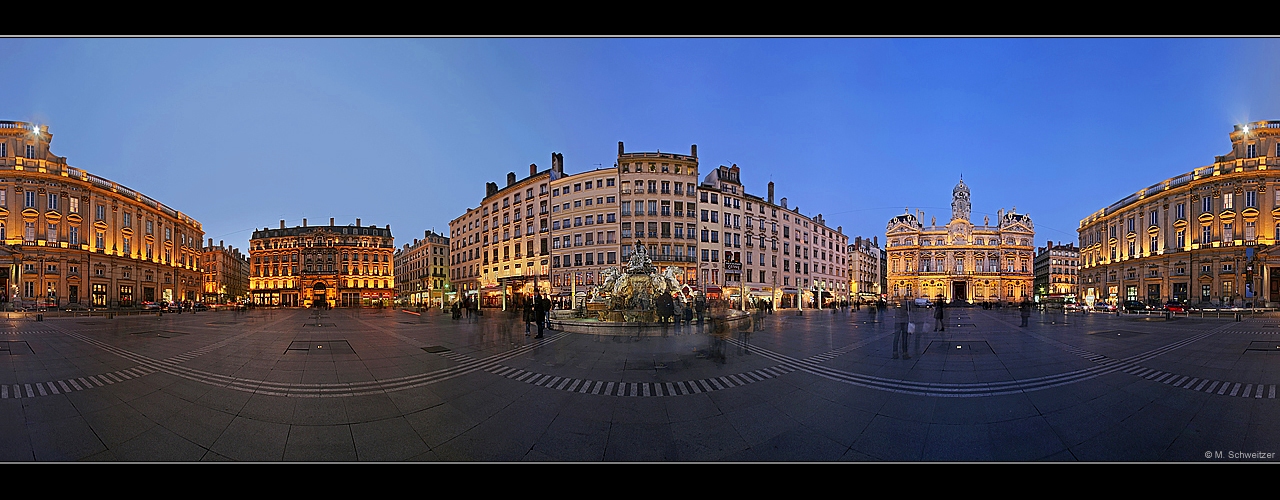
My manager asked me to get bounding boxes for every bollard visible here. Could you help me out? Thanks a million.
[36,313,42,322]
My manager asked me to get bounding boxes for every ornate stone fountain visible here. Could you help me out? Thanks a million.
[589,243,682,322]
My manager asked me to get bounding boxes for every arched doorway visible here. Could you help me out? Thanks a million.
[312,282,328,309]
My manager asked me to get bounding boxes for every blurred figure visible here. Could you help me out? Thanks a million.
[894,298,912,359]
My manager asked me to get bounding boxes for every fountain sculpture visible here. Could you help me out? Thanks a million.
[590,243,683,322]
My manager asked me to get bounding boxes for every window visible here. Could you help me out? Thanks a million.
[97,204,106,221]
[1202,197,1212,213]
[1202,225,1212,243]
[24,191,35,208]
[1223,193,1233,210]
[1247,191,1257,208]
[1224,223,1234,241]
[47,193,58,211]
[1176,203,1185,220]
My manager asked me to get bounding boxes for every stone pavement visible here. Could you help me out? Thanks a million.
[0,305,1277,462]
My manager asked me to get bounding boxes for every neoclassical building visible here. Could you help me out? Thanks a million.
[885,179,1035,304]
[250,218,394,307]
[1079,120,1280,308]
[0,121,204,308]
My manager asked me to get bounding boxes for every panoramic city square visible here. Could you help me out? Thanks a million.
[0,307,1275,461]
[3,37,1280,462]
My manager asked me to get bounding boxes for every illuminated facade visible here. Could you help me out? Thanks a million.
[249,218,394,307]
[1033,241,1078,301]
[849,236,882,301]
[885,179,1034,304]
[394,230,450,307]
[1079,120,1280,308]
[0,121,204,308]
[201,238,249,304]
[616,143,701,291]
[449,159,557,308]
[736,178,849,308]
[549,166,620,300]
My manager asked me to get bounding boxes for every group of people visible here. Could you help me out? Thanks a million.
[521,294,553,338]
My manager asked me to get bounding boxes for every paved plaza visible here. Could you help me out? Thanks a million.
[0,305,1277,462]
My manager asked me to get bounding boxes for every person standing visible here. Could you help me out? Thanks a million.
[534,294,547,338]
[1020,298,1031,327]
[894,298,912,359]
[934,296,946,332]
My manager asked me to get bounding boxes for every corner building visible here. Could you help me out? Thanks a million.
[885,179,1034,304]
[449,158,557,308]
[0,121,204,308]
[1079,120,1280,308]
[394,230,450,308]
[250,218,394,307]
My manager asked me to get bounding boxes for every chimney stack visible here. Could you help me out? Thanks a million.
[530,163,537,176]
[780,197,787,209]
[618,141,624,156]
[330,217,335,226]
[768,182,774,204]
[220,240,224,247]
[208,238,213,247]
[691,144,697,158]
[302,218,307,227]
[507,172,516,187]
[280,219,285,229]
[356,218,361,227]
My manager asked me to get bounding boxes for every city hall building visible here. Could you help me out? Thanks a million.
[1079,120,1280,308]
[0,121,204,308]
[249,218,394,307]
[885,179,1035,304]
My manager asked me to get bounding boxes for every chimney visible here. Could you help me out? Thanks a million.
[425,230,429,239]
[553,153,564,175]
[356,218,361,227]
[486,182,498,197]
[618,141,625,156]
[873,236,878,246]
[208,238,213,247]
[280,219,285,229]
[507,172,516,187]
[530,163,537,176]
[780,197,787,209]
[219,240,224,247]
[302,218,307,227]
[330,217,335,226]
[767,182,774,204]
[386,224,390,230]
[691,144,697,158]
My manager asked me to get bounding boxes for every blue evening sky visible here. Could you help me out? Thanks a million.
[2,37,1278,252]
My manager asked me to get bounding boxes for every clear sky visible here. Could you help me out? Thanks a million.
[3,37,1279,252]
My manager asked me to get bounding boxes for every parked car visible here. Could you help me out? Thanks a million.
[1122,300,1148,312]
[142,301,161,311]
[1094,302,1117,312]
[1164,302,1186,313]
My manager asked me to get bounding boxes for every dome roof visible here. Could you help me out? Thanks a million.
[953,178,969,197]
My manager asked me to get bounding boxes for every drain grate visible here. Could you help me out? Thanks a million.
[0,341,32,355]
[286,340,354,354]
[925,340,994,355]
[302,323,337,328]
[1245,341,1280,352]
[422,345,450,353]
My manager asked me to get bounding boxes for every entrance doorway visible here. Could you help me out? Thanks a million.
[312,282,328,309]
[951,281,967,303]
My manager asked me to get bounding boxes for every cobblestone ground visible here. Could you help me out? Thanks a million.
[0,306,1276,461]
